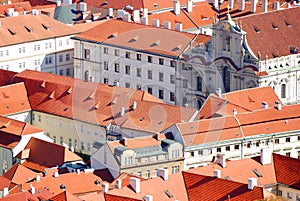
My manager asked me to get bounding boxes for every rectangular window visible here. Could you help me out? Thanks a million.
[136,85,141,90]
[148,70,152,79]
[87,143,91,152]
[81,142,85,150]
[286,137,290,142]
[66,68,70,76]
[6,50,9,56]
[59,55,63,62]
[74,139,77,149]
[217,147,221,152]
[275,139,279,144]
[137,171,142,177]
[66,53,70,61]
[137,68,141,77]
[19,63,22,68]
[287,192,293,199]
[136,53,141,61]
[104,78,109,84]
[124,157,132,166]
[146,170,150,179]
[19,47,22,54]
[170,75,175,84]
[125,83,130,88]
[182,63,189,70]
[114,63,120,73]
[68,138,72,148]
[198,150,203,155]
[45,57,52,64]
[125,51,130,58]
[148,56,152,63]
[53,136,56,143]
[226,146,230,151]
[125,65,130,75]
[38,115,41,122]
[172,150,180,158]
[104,61,108,70]
[115,49,119,56]
[59,40,62,46]
[59,70,63,75]
[197,76,202,91]
[60,136,63,145]
[104,47,108,54]
[234,145,239,150]
[277,190,282,196]
[159,58,164,65]
[159,89,164,99]
[147,87,152,94]
[84,49,90,60]
[159,72,164,82]
[0,51,3,57]
[286,152,291,157]
[183,79,188,88]
[170,92,175,102]
[136,158,141,164]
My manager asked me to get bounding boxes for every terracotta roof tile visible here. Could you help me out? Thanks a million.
[3,164,40,186]
[77,191,105,201]
[183,171,264,201]
[0,70,17,87]
[0,2,32,15]
[110,172,146,189]
[104,194,143,201]
[0,188,53,201]
[47,191,81,201]
[0,176,10,190]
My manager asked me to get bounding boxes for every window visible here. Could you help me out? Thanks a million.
[154,169,158,177]
[114,63,120,73]
[159,72,164,82]
[136,53,141,60]
[172,150,180,158]
[104,47,108,54]
[198,150,203,155]
[183,79,188,88]
[136,158,141,164]
[296,195,300,201]
[147,87,152,94]
[19,47,22,54]
[286,152,291,157]
[234,145,239,150]
[148,56,152,63]
[104,61,108,70]
[38,115,42,122]
[275,139,279,144]
[125,65,130,75]
[159,58,164,65]
[172,166,180,174]
[197,76,202,91]
[19,63,22,68]
[66,68,70,76]
[256,142,260,147]
[286,137,290,142]
[59,40,62,46]
[125,83,130,88]
[136,85,141,90]
[217,148,221,153]
[170,60,176,67]
[159,89,164,99]
[182,63,189,70]
[125,51,130,58]
[124,157,132,166]
[60,136,63,145]
[53,136,56,143]
[84,49,90,60]
[59,120,63,128]
[81,142,85,150]
[59,55,63,62]
[68,138,72,148]
[247,142,251,148]
[281,84,286,98]
[146,170,150,179]
[170,92,175,102]
[87,143,91,152]
[137,68,141,77]
[0,51,3,57]
[104,78,109,84]
[277,190,282,196]
[287,192,293,199]
[170,75,175,84]
[74,139,77,149]
[115,49,119,56]
[59,70,63,75]
[45,57,52,65]
[66,53,70,61]
[6,50,9,56]
[66,39,69,45]
[226,146,230,151]
[148,70,152,79]
[137,171,142,177]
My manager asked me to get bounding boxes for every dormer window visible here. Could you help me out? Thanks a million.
[254,26,260,33]
[272,23,278,30]
[285,20,291,27]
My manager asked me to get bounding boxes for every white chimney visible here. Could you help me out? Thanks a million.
[143,8,148,17]
[187,0,193,12]
[239,0,245,11]
[129,177,141,193]
[232,109,237,116]
[286,3,291,8]
[56,0,61,6]
[102,182,109,193]
[30,184,35,195]
[7,0,11,4]
[7,8,14,16]
[116,179,122,189]
[273,1,280,10]
[152,19,160,27]
[76,169,80,174]
[214,169,221,178]
[132,101,137,110]
[64,0,72,5]
[216,154,226,168]
[117,9,124,19]
[133,10,140,22]
[36,175,40,182]
[158,168,168,181]
[141,16,148,25]
[22,11,26,15]
[108,8,114,17]
[262,102,268,109]
[31,9,39,16]
[53,172,59,178]
[250,0,257,12]
[274,100,282,111]
[215,88,222,97]
[229,0,234,9]
[144,195,153,201]
[120,107,126,116]
[248,178,257,190]
[79,2,87,12]
[123,12,131,22]
[164,21,171,29]
[173,0,181,15]
[260,147,272,165]
[262,0,268,13]
[213,0,218,8]
[175,22,183,31]
[2,187,8,197]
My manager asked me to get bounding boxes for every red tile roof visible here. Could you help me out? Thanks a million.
[0,2,32,15]
[73,19,209,58]
[93,169,114,183]
[11,70,196,133]
[183,171,264,201]
[0,176,10,190]
[47,191,81,201]
[110,172,147,189]
[3,164,40,186]
[0,70,17,87]
[104,194,143,201]
[240,6,300,59]
[0,83,31,116]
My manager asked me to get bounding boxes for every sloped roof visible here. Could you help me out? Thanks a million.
[0,188,52,201]
[0,2,32,15]
[73,19,208,58]
[0,70,17,87]
[21,138,82,170]
[93,168,114,183]
[110,172,147,189]
[240,6,300,59]
[0,176,10,190]
[11,70,196,133]
[47,190,81,201]
[183,171,264,201]
[104,194,143,201]
[0,83,31,116]
[3,164,40,185]
[0,14,78,47]
[54,4,79,24]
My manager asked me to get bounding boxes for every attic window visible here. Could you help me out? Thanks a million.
[108,32,118,38]
[272,23,278,30]
[42,23,50,30]
[172,44,182,51]
[151,40,160,47]
[129,36,138,43]
[254,26,260,33]
[224,176,232,181]
[24,26,32,33]
[140,117,145,121]
[285,21,291,27]
[154,3,159,7]
[164,190,173,198]
[8,28,16,36]
[253,169,263,177]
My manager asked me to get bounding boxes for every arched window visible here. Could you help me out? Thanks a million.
[84,70,89,81]
[196,76,202,91]
[281,84,286,98]
[223,67,230,92]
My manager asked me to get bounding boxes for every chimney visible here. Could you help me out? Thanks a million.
[260,147,272,165]
[116,179,122,189]
[22,11,26,15]
[30,184,35,195]
[164,21,171,29]
[216,154,226,168]
[173,0,181,15]
[76,169,80,174]
[286,3,291,8]
[274,100,282,111]
[239,0,245,11]
[175,22,183,31]
[262,102,268,109]
[121,138,128,146]
[102,182,109,193]
[262,0,268,13]
[232,109,237,116]
[250,0,257,12]
[79,2,87,12]
[123,12,131,22]
[143,8,148,17]
[129,177,141,193]
[120,107,126,116]
[213,0,218,8]
[117,9,124,19]
[132,101,137,110]
[144,195,153,201]
[36,175,40,182]
[133,10,140,22]
[7,0,11,4]
[64,0,72,5]
[248,178,257,190]
[53,172,59,178]
[141,16,148,25]
[108,8,114,17]
[158,168,168,181]
[214,169,221,178]
[215,88,222,97]
[187,0,193,12]
[152,19,160,27]
[229,0,234,9]
[7,8,14,16]
[273,1,280,10]
[56,0,61,6]
[2,187,8,197]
